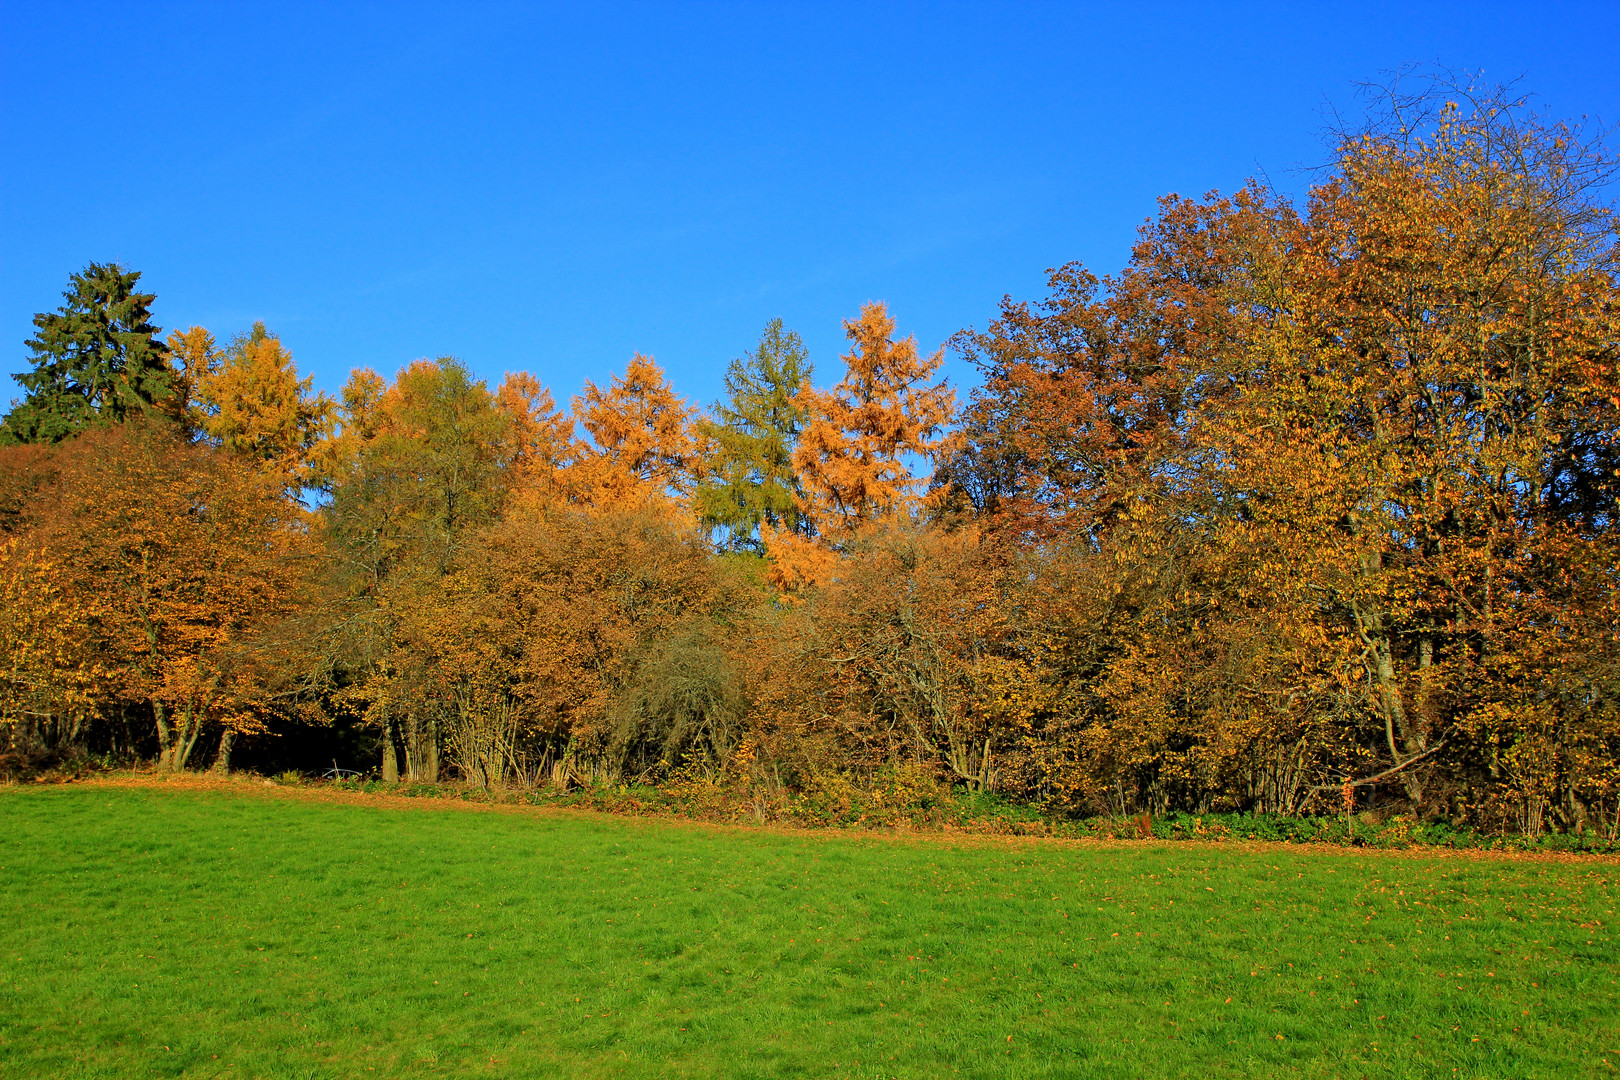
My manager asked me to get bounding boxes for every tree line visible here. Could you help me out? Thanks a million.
[3,82,1618,836]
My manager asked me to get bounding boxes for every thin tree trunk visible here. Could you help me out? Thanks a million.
[1402,634,1434,806]
[425,717,440,783]
[174,704,203,771]
[402,715,415,781]
[154,702,174,770]
[212,729,234,774]
[381,717,399,782]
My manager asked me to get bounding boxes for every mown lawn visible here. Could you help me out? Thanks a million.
[0,784,1614,1079]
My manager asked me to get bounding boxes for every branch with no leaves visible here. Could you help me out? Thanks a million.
[1309,740,1447,792]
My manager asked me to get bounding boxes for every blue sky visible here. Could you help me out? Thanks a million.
[3,2,1617,411]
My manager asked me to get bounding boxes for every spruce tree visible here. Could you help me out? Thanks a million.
[694,319,813,550]
[2,263,176,443]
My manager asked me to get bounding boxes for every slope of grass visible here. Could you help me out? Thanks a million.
[0,784,1615,1079]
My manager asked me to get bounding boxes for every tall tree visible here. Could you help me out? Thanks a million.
[318,358,515,781]
[945,187,1288,539]
[495,371,574,502]
[1206,88,1620,820]
[694,320,813,551]
[763,303,956,597]
[164,325,219,436]
[568,354,698,510]
[0,423,311,770]
[954,78,1620,826]
[184,322,338,493]
[3,264,178,444]
[327,358,512,573]
[792,302,957,537]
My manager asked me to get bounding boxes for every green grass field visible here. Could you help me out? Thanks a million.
[0,785,1614,1079]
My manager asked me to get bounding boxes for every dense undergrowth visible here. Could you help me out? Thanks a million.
[376,779,1620,853]
[34,762,1613,854]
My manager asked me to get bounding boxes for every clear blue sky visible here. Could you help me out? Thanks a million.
[3,2,1617,410]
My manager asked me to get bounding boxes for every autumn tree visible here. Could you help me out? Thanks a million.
[0,423,311,770]
[495,371,574,501]
[3,264,178,444]
[316,358,516,781]
[771,526,1022,785]
[392,503,741,786]
[326,358,511,577]
[793,302,956,536]
[957,76,1620,827]
[568,354,698,510]
[944,188,1290,539]
[322,366,568,786]
[694,320,813,550]
[163,325,219,435]
[182,322,338,493]
[1204,80,1620,827]
[764,303,956,596]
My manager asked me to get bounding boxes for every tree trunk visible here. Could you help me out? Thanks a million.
[1362,616,1425,808]
[1557,716,1587,832]
[405,714,422,782]
[381,717,399,782]
[400,713,440,783]
[410,714,422,781]
[1398,633,1434,807]
[425,718,440,783]
[154,702,175,770]
[212,729,234,774]
[173,704,203,771]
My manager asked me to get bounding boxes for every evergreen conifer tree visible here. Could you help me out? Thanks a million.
[694,320,813,550]
[2,263,176,444]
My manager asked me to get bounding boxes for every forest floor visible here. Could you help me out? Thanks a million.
[0,780,1615,1079]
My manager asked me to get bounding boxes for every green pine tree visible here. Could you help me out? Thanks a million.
[695,319,813,551]
[2,263,177,444]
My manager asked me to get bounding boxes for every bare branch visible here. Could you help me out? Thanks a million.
[1310,741,1448,792]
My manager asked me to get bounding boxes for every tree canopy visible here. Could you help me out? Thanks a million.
[694,319,813,551]
[3,263,178,444]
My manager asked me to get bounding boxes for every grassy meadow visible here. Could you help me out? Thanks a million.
[0,784,1615,1078]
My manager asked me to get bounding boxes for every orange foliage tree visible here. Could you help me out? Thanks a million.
[747,525,1024,794]
[954,79,1620,827]
[171,322,338,492]
[1199,90,1620,827]
[0,423,311,769]
[495,371,574,501]
[317,358,519,781]
[793,302,956,535]
[383,503,740,786]
[767,303,957,596]
[568,354,698,511]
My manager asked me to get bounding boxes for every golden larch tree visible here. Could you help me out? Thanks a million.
[186,323,338,491]
[568,354,698,510]
[767,303,957,596]
[495,371,574,502]
[792,301,956,536]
